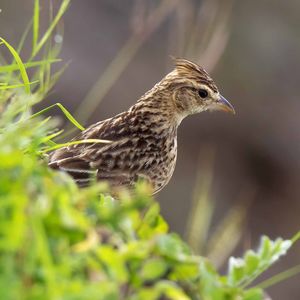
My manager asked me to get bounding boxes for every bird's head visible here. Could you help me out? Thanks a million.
[161,58,235,120]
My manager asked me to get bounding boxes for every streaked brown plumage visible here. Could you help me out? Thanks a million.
[48,58,234,194]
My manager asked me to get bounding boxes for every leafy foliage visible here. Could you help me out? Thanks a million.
[0,1,296,299]
[227,237,291,288]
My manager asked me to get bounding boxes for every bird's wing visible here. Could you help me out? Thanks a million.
[48,111,147,188]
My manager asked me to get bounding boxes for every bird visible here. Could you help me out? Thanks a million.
[48,58,235,194]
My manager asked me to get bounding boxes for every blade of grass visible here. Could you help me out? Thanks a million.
[206,201,249,268]
[46,140,57,147]
[33,0,40,52]
[42,130,64,143]
[205,186,254,268]
[4,20,32,88]
[185,147,215,254]
[0,59,61,73]
[32,0,70,58]
[30,0,65,97]
[43,0,55,90]
[0,81,38,90]
[36,61,68,98]
[257,264,300,289]
[35,115,52,128]
[41,139,112,153]
[0,37,31,94]
[17,19,33,54]
[291,231,300,244]
[31,103,85,131]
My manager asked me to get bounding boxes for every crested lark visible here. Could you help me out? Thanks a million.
[49,58,235,194]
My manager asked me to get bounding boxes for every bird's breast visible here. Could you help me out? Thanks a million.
[139,131,178,194]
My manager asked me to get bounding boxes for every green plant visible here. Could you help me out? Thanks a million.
[0,1,298,299]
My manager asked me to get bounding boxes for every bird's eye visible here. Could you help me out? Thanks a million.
[198,89,208,98]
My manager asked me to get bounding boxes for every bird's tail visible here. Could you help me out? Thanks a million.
[48,148,95,187]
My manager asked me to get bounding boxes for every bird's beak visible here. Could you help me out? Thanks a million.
[216,95,235,114]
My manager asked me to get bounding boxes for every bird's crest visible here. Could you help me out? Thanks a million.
[172,57,218,93]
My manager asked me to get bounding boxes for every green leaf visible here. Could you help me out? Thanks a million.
[198,260,227,300]
[169,263,199,281]
[95,246,128,283]
[243,288,264,300]
[245,250,260,275]
[140,258,168,281]
[0,37,31,93]
[154,281,190,300]
[138,202,168,239]
[155,234,195,263]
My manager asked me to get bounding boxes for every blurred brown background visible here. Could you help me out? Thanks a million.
[1,0,300,298]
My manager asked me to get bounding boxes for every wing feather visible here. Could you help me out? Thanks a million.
[48,111,141,188]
